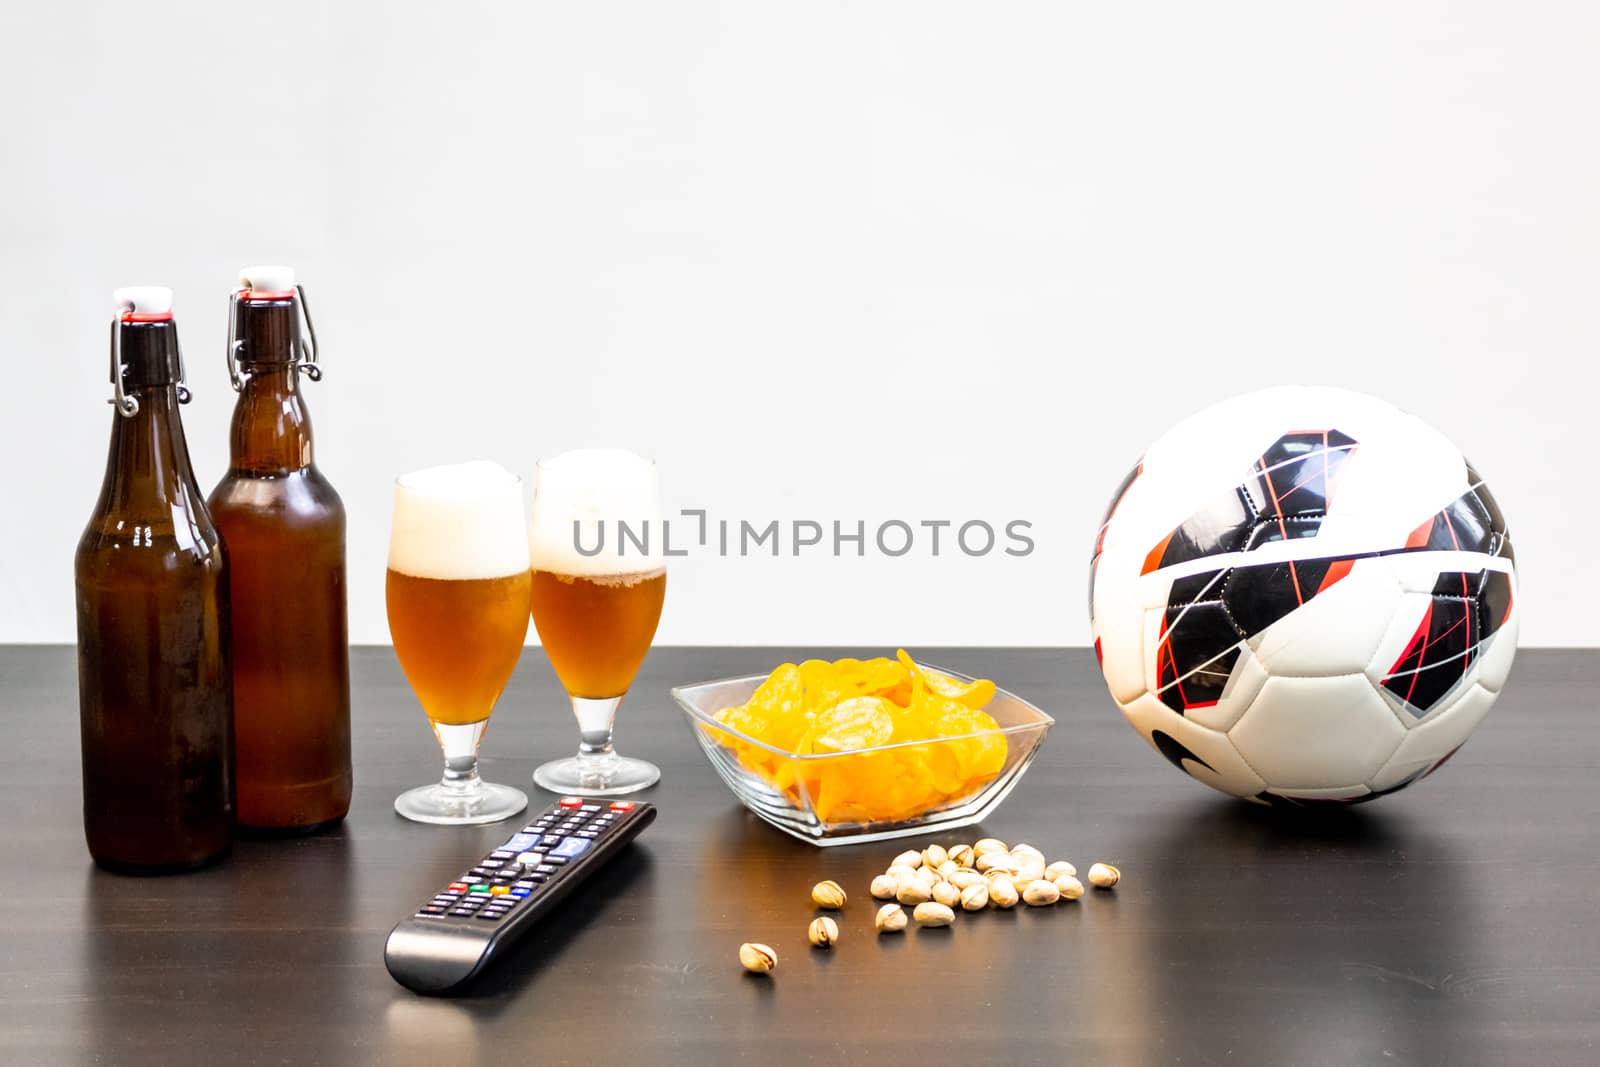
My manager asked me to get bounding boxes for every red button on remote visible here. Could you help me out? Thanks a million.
[559,797,583,809]
[609,801,635,812]
[448,882,468,892]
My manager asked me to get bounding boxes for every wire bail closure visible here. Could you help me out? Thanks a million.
[108,304,191,417]
[228,283,322,391]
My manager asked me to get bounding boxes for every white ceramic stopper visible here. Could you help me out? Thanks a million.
[238,264,296,292]
[113,286,173,315]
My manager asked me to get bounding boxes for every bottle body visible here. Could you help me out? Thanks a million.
[76,316,234,871]
[208,291,352,831]
[209,465,351,830]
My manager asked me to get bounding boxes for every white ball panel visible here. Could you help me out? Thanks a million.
[1141,607,1166,697]
[1262,784,1372,801]
[1092,568,1151,706]
[1366,683,1497,792]
[1247,558,1400,678]
[1120,692,1266,798]
[1228,674,1406,790]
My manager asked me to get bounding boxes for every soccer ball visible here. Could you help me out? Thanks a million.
[1089,386,1519,806]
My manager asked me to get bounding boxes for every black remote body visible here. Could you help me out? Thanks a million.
[385,797,656,994]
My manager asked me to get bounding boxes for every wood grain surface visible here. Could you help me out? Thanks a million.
[0,646,1593,1065]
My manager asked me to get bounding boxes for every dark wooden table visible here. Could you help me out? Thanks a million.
[0,646,1595,1065]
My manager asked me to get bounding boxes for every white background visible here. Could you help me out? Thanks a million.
[2,1,1595,647]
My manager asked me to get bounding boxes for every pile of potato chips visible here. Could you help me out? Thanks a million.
[707,651,1009,824]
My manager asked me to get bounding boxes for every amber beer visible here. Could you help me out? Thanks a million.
[386,570,534,725]
[528,448,667,795]
[529,568,667,698]
[387,461,532,824]
[209,267,351,832]
[76,288,233,872]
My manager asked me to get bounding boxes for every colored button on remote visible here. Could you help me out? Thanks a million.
[502,833,539,852]
[551,837,591,859]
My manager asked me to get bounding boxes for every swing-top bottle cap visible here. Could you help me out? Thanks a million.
[112,286,174,321]
[238,264,296,301]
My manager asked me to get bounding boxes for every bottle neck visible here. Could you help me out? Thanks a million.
[97,383,204,516]
[230,365,314,472]
[230,298,315,473]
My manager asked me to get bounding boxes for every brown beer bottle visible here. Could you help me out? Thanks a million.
[76,287,234,872]
[208,266,352,832]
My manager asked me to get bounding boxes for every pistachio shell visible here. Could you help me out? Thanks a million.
[1022,879,1060,906]
[1055,874,1085,900]
[811,879,847,909]
[739,942,777,973]
[1088,862,1121,889]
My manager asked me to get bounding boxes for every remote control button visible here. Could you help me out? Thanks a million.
[418,906,447,915]
[528,873,549,883]
[490,886,510,896]
[576,831,598,839]
[551,837,592,859]
[489,852,513,861]
[510,887,531,898]
[544,856,568,866]
[432,896,458,906]
[502,833,540,852]
[538,837,562,850]
[475,912,504,921]
[479,859,505,869]
[580,804,601,812]
[515,851,543,866]
[448,881,469,891]
[448,908,476,917]
[609,801,635,812]
[559,797,583,808]
[469,884,491,894]
[534,864,557,875]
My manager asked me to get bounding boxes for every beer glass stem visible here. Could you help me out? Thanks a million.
[571,696,623,766]
[436,719,489,796]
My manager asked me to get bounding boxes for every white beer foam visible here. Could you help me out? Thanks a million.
[389,460,531,580]
[528,448,665,578]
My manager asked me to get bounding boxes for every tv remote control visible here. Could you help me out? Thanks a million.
[385,796,656,994]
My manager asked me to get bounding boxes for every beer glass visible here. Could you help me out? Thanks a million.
[387,461,532,824]
[528,449,667,796]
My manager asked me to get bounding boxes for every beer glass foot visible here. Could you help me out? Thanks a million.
[533,754,660,797]
[393,781,528,825]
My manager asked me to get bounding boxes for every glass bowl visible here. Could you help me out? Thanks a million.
[671,663,1054,846]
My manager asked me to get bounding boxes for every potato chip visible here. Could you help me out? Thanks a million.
[921,666,997,709]
[812,696,894,752]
